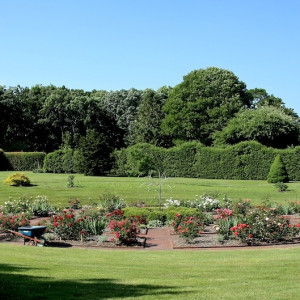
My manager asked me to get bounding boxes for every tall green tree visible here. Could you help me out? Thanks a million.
[79,129,114,176]
[161,67,251,145]
[131,87,172,146]
[213,106,300,148]
[101,88,143,144]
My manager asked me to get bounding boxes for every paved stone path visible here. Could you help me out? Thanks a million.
[145,227,173,250]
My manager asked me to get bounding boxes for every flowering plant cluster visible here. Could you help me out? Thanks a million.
[106,209,124,221]
[0,212,30,231]
[235,208,300,244]
[216,208,233,220]
[164,194,221,212]
[3,197,33,217]
[164,198,181,208]
[50,208,86,240]
[172,214,203,242]
[109,218,139,245]
[195,194,220,212]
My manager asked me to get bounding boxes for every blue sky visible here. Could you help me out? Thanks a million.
[1,0,300,114]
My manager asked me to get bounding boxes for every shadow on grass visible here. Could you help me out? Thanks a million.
[0,263,184,299]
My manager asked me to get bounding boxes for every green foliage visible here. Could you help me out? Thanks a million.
[79,130,114,176]
[162,67,250,145]
[43,149,84,174]
[4,152,45,171]
[131,87,171,146]
[43,150,65,173]
[99,193,125,212]
[213,106,299,148]
[67,175,75,188]
[30,195,55,217]
[113,141,300,180]
[274,182,288,192]
[4,172,31,186]
[267,155,289,183]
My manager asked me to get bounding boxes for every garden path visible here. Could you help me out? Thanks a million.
[145,227,173,250]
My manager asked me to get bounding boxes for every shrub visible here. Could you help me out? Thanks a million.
[112,141,300,181]
[274,182,288,192]
[0,212,30,231]
[172,214,203,242]
[4,152,45,171]
[43,150,65,173]
[109,218,139,245]
[67,175,75,188]
[231,207,300,244]
[30,196,55,217]
[50,208,85,240]
[267,155,289,183]
[4,173,31,186]
[2,196,32,215]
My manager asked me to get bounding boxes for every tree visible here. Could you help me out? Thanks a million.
[161,67,250,145]
[213,106,300,148]
[247,88,298,117]
[79,130,114,176]
[267,155,289,183]
[131,87,172,146]
[101,88,143,144]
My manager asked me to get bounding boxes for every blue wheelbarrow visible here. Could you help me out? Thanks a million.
[8,226,47,246]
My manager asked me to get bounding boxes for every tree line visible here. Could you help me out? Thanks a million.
[1,67,299,157]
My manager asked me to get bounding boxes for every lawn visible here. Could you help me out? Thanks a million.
[0,244,300,299]
[0,171,300,207]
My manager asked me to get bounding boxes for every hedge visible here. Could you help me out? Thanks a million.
[43,149,84,173]
[3,152,45,171]
[112,141,300,181]
[122,207,200,223]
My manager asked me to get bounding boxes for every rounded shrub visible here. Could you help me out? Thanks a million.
[267,155,289,183]
[4,173,31,186]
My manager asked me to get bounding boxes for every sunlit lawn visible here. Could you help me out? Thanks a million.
[0,171,300,207]
[0,244,300,299]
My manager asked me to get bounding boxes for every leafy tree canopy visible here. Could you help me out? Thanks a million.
[161,67,251,145]
[213,106,300,148]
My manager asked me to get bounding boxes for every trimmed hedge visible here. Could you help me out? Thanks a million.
[122,207,200,223]
[43,149,84,173]
[112,141,300,180]
[3,152,45,171]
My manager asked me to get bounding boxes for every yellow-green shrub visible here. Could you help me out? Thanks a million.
[4,173,31,186]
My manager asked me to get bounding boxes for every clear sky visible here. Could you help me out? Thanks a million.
[1,0,300,114]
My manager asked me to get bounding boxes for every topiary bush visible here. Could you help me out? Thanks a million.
[4,173,31,186]
[267,155,289,183]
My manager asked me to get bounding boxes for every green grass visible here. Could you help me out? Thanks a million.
[0,244,300,299]
[1,171,300,207]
